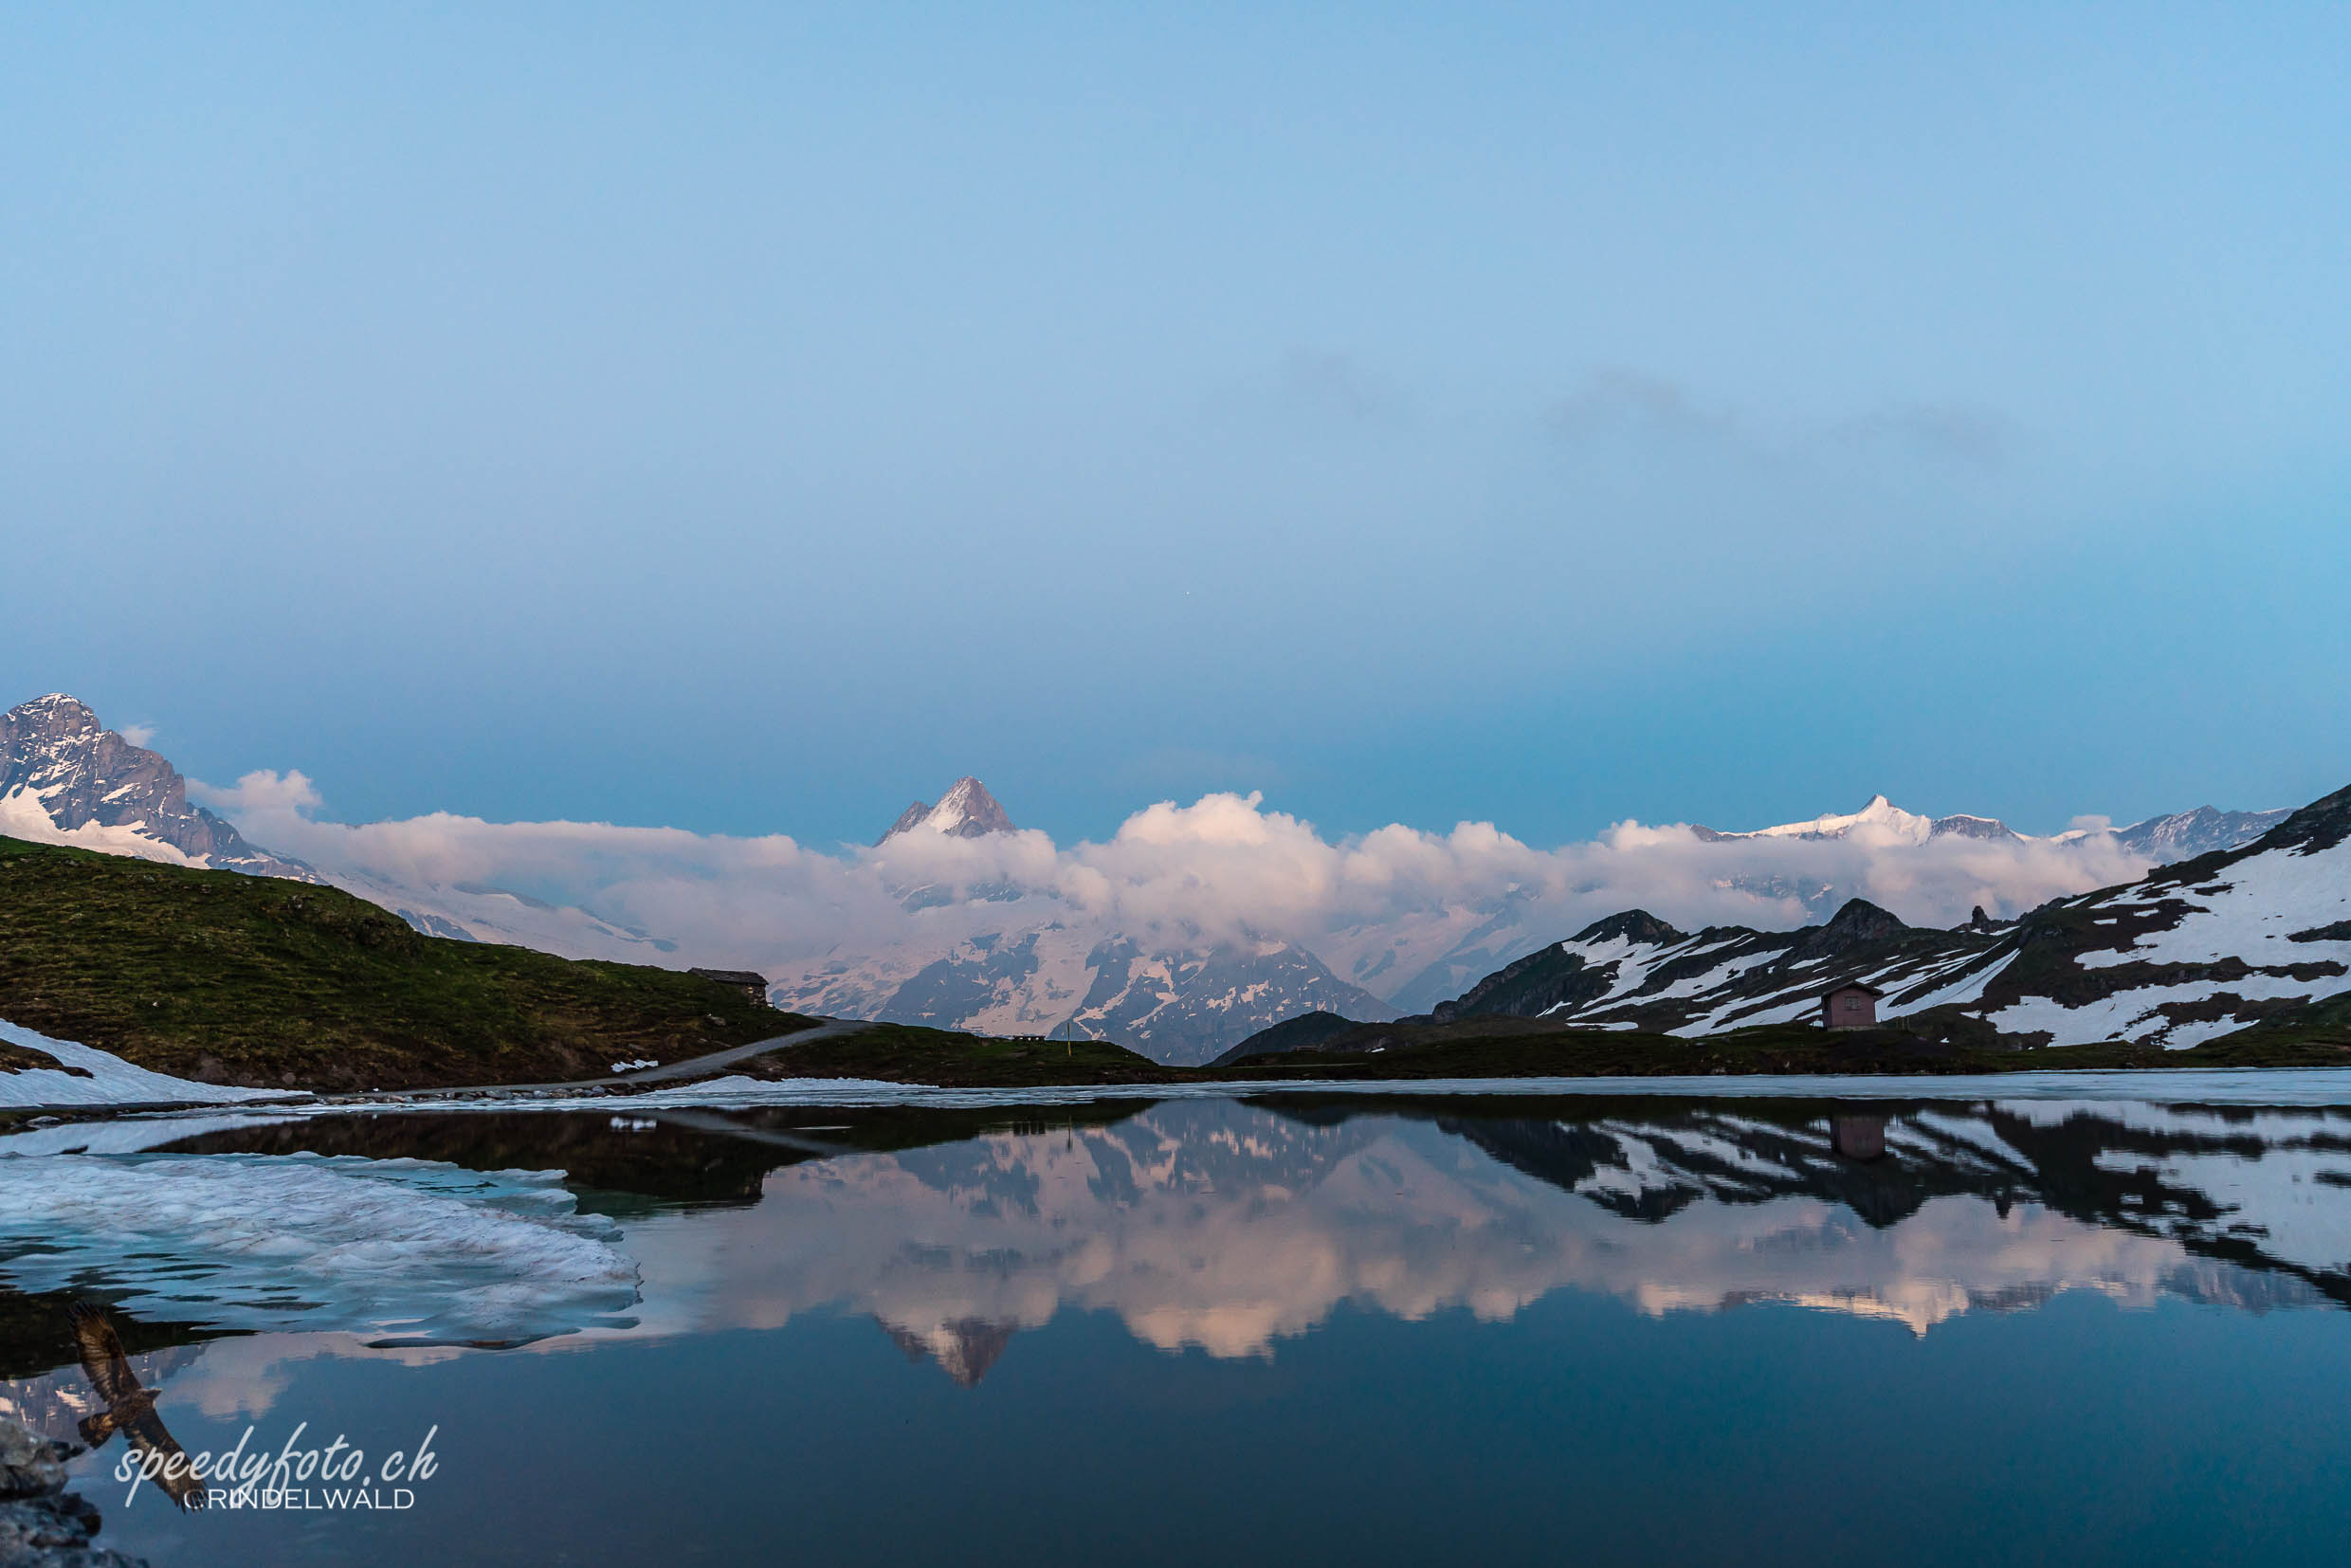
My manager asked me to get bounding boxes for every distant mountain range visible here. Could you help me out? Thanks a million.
[0,692,2320,1065]
[1691,793,2290,861]
[1232,781,2351,1058]
[1342,793,2296,1023]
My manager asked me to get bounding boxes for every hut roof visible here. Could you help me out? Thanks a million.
[688,967,769,987]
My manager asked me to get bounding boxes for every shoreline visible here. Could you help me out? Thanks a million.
[12,1063,2351,1126]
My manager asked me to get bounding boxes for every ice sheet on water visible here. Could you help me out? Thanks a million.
[0,1152,640,1344]
[516,1067,2351,1110]
[0,1111,307,1158]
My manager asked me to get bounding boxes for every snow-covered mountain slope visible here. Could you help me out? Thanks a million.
[2112,805,2294,862]
[1424,781,2351,1050]
[1692,794,2022,846]
[878,776,1016,843]
[774,920,1394,1066]
[0,695,309,877]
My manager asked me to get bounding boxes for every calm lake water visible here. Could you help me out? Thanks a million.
[8,1087,2351,1565]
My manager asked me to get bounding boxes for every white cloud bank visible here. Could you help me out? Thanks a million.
[189,768,325,813]
[208,782,2155,1012]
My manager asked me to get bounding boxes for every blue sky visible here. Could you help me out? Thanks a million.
[5,2,2346,848]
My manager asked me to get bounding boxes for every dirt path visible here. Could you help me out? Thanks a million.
[326,1016,877,1103]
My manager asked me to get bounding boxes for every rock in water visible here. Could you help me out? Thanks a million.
[0,1417,149,1568]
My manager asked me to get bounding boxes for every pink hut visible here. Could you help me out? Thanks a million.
[1818,982,1886,1030]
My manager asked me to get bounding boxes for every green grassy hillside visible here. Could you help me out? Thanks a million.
[0,835,808,1090]
[724,1022,1189,1087]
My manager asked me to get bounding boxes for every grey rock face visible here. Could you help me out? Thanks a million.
[0,1417,147,1568]
[861,928,1395,1065]
[2114,805,2294,863]
[1928,813,2021,841]
[1065,937,1394,1066]
[0,1425,66,1503]
[0,695,308,880]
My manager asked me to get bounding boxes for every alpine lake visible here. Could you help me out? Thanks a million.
[9,1074,2351,1566]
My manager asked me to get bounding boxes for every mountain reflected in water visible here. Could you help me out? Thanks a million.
[6,1092,2349,1398]
[608,1096,2351,1377]
[18,1090,2351,1568]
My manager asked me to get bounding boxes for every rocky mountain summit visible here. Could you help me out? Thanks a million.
[0,695,307,878]
[877,777,1017,843]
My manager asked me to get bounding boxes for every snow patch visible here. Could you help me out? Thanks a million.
[0,1019,298,1106]
[0,788,200,866]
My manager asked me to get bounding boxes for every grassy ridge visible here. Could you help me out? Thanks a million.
[1216,1013,2351,1079]
[0,835,807,1090]
[728,1022,1189,1087]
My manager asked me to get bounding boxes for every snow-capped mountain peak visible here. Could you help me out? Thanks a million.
[0,694,308,878]
[878,776,1016,843]
[1691,794,2018,847]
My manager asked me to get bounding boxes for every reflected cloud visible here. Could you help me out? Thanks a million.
[621,1099,2351,1374]
[14,1097,2350,1401]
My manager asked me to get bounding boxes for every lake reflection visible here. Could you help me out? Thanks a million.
[602,1098,2348,1367]
[9,1091,2351,1564]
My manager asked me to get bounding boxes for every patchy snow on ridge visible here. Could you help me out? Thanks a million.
[0,1018,297,1106]
[1983,976,2337,1053]
[2086,834,2351,975]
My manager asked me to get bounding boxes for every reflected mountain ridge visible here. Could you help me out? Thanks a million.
[1437,1099,2351,1303]
[619,1098,2351,1376]
[6,1095,2351,1405]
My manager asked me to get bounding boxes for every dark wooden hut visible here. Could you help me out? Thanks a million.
[689,968,772,1006]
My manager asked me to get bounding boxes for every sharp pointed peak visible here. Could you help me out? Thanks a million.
[878,777,1017,842]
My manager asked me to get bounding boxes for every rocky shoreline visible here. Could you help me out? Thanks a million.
[0,1419,144,1568]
